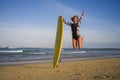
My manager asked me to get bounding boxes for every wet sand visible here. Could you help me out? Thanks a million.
[0,58,120,80]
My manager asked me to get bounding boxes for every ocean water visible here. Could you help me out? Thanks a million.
[0,47,120,65]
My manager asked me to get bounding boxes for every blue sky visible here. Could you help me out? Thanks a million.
[0,0,120,48]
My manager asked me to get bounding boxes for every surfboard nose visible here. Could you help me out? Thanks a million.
[59,16,62,18]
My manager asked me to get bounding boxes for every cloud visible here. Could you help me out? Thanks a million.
[42,0,80,17]
[0,26,56,48]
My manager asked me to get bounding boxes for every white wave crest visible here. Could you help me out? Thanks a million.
[62,51,86,54]
[0,50,23,53]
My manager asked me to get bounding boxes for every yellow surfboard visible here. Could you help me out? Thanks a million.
[53,16,64,68]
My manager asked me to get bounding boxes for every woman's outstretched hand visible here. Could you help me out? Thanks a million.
[80,11,85,19]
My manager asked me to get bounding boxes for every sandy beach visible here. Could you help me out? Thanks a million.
[0,58,120,80]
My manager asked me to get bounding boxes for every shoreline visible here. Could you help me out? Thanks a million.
[0,56,120,66]
[0,57,120,80]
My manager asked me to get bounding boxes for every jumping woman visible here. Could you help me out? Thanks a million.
[64,11,84,49]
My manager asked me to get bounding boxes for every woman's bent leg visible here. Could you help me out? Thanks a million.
[80,37,84,48]
[78,37,84,49]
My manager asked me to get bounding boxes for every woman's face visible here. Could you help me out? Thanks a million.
[73,17,78,23]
